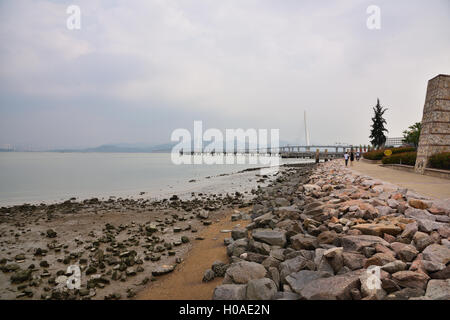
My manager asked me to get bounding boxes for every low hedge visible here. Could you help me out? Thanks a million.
[428,152,450,170]
[381,151,417,166]
[363,147,416,160]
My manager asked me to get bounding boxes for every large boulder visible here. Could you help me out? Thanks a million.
[223,261,267,284]
[351,223,402,237]
[390,242,419,262]
[290,234,318,250]
[343,252,366,270]
[213,284,247,300]
[252,229,287,247]
[245,278,277,300]
[405,208,435,221]
[341,235,390,253]
[425,279,450,300]
[392,271,430,290]
[279,255,316,283]
[285,270,331,294]
[299,270,363,300]
[422,244,450,265]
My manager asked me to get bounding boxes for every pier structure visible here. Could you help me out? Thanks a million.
[179,145,358,160]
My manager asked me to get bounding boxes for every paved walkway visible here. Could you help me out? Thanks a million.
[344,160,450,200]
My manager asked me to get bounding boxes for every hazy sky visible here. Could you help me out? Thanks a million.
[0,0,449,150]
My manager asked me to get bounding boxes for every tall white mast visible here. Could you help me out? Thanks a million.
[304,110,310,146]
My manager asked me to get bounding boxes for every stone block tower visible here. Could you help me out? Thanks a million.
[415,74,450,173]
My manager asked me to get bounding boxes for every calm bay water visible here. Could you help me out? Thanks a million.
[0,152,312,206]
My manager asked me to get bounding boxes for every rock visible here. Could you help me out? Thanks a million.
[387,199,399,209]
[343,252,366,270]
[226,238,248,257]
[399,222,418,240]
[408,199,430,210]
[231,213,241,221]
[197,210,209,219]
[245,278,277,300]
[126,267,136,276]
[231,228,248,240]
[279,256,316,283]
[39,260,49,268]
[10,269,32,284]
[422,244,450,265]
[418,219,447,233]
[385,288,425,300]
[46,229,57,238]
[381,260,407,273]
[275,198,290,207]
[223,261,267,284]
[323,247,344,273]
[303,184,321,192]
[375,206,392,216]
[405,208,435,221]
[364,252,396,268]
[317,231,339,245]
[290,234,318,250]
[202,269,215,282]
[392,271,430,290]
[422,260,446,273]
[299,270,363,300]
[390,242,419,262]
[425,279,450,300]
[211,261,228,277]
[430,265,450,279]
[273,292,301,300]
[152,264,175,276]
[213,284,247,300]
[285,270,331,294]
[252,229,286,247]
[413,232,434,252]
[341,235,390,253]
[351,223,402,237]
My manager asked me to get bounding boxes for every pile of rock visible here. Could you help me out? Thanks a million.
[212,161,450,300]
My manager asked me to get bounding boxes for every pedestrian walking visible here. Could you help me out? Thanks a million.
[350,151,355,166]
[356,151,360,161]
[344,152,349,167]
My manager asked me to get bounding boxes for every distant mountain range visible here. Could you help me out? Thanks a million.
[48,140,295,153]
[49,142,176,153]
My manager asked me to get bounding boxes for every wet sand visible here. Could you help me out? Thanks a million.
[135,208,251,300]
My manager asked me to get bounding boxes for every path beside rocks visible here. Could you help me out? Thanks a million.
[211,160,450,300]
[350,160,450,200]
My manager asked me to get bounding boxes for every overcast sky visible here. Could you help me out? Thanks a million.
[0,0,449,150]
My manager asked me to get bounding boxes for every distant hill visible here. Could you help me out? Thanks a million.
[50,143,176,153]
[48,140,295,153]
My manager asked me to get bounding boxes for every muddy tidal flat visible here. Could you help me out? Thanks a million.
[0,164,304,300]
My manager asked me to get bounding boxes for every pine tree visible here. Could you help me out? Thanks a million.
[369,98,388,149]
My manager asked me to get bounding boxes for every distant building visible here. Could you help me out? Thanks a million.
[385,137,404,147]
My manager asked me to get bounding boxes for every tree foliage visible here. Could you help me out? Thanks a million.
[402,122,421,148]
[369,98,388,149]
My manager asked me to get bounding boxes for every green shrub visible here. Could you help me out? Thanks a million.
[381,151,417,166]
[363,150,385,160]
[363,147,416,160]
[428,152,450,170]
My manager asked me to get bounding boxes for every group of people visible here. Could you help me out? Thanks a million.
[344,150,360,166]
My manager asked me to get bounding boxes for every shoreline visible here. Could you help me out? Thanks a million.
[0,163,314,300]
[0,154,314,207]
